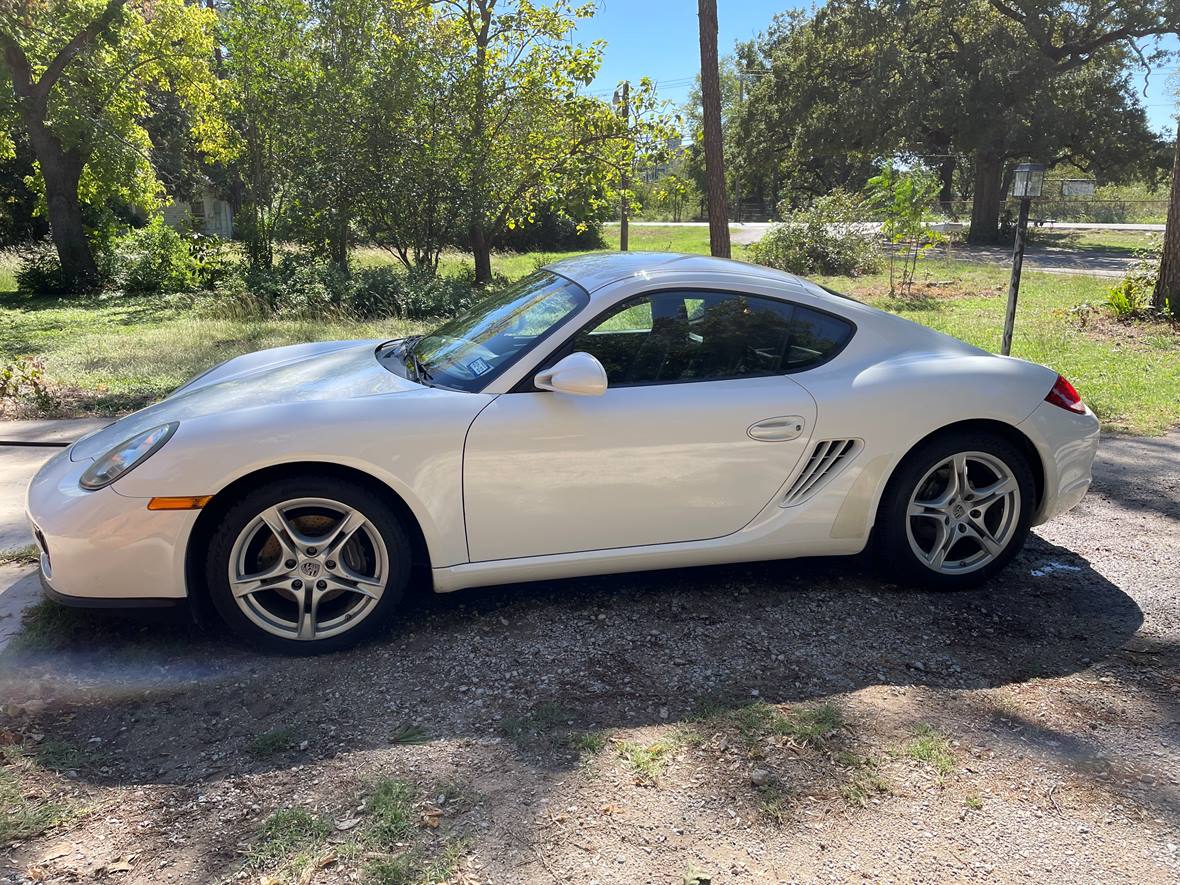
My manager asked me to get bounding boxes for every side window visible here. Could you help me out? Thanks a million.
[567,291,853,386]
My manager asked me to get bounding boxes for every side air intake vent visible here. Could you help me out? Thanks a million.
[781,439,863,507]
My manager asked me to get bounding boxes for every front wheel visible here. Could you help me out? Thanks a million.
[876,431,1035,589]
[205,477,411,653]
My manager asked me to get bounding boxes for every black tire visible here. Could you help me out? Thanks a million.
[875,429,1035,590]
[205,475,411,654]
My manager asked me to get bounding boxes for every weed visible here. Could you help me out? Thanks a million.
[568,730,607,757]
[723,701,844,749]
[496,702,568,745]
[837,754,891,807]
[388,723,429,745]
[964,794,984,811]
[906,724,955,776]
[0,765,71,843]
[616,740,673,784]
[249,727,302,757]
[0,544,39,566]
[755,783,792,824]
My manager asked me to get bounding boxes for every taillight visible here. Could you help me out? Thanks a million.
[1045,375,1085,414]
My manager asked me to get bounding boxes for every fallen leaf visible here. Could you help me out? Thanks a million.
[421,808,442,828]
[24,867,49,883]
[334,816,361,831]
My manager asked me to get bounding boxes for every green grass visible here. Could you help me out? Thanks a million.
[3,236,1177,433]
[822,258,1180,434]
[0,764,72,844]
[723,701,845,749]
[247,807,331,871]
[906,724,956,776]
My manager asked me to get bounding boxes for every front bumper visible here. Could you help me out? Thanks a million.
[26,446,195,603]
[1019,399,1101,525]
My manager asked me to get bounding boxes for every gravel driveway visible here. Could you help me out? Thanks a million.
[1,432,1177,884]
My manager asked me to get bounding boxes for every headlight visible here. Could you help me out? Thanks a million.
[79,422,178,491]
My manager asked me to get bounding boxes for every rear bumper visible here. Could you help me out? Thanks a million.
[1018,400,1101,525]
[26,446,195,602]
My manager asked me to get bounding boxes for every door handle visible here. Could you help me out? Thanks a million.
[747,415,806,442]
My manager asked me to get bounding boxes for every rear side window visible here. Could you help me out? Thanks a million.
[567,290,854,386]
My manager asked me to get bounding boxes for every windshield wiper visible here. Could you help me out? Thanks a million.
[404,339,433,386]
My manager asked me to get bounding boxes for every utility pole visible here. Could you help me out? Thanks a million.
[614,80,630,251]
[697,0,730,258]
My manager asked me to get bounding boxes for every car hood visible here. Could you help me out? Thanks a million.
[71,340,419,461]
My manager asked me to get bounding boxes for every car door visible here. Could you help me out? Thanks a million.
[462,289,853,562]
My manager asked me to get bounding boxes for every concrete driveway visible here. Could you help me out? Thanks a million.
[0,419,110,648]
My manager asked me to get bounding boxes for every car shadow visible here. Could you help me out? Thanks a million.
[0,533,1142,784]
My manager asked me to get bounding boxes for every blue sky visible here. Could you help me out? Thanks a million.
[576,1,1178,137]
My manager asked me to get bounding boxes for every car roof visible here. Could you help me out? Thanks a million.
[543,251,811,294]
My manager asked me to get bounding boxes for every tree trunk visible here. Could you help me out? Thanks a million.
[968,151,1004,244]
[697,0,731,259]
[470,222,492,286]
[27,122,97,289]
[937,156,957,217]
[1154,131,1180,318]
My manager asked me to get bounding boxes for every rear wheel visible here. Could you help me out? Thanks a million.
[206,477,410,653]
[876,431,1034,589]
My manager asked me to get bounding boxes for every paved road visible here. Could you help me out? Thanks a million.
[609,222,1146,274]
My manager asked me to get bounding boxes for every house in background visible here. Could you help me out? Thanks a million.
[163,185,233,238]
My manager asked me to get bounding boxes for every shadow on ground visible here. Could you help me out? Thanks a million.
[0,534,1142,783]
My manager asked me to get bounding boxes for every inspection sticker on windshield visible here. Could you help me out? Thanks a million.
[468,357,492,376]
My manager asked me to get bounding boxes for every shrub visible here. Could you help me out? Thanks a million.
[15,247,69,296]
[749,190,882,277]
[1105,234,1160,321]
[117,219,199,294]
[1106,277,1151,320]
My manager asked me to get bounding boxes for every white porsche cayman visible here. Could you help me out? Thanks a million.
[27,252,1100,652]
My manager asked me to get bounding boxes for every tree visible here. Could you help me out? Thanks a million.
[221,0,311,268]
[983,0,1180,316]
[0,0,226,289]
[697,0,730,257]
[733,0,1163,243]
[437,0,654,286]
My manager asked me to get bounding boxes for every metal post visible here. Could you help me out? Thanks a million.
[1001,196,1030,356]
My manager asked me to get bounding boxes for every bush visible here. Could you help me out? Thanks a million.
[117,219,200,294]
[15,247,70,296]
[492,208,605,252]
[347,265,479,319]
[749,190,882,277]
[210,255,481,321]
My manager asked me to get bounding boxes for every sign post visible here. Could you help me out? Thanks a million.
[1002,163,1045,357]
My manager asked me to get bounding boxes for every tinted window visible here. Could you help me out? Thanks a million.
[568,291,853,386]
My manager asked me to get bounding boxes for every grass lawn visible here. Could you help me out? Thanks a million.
[1028,228,1160,256]
[2,230,1177,433]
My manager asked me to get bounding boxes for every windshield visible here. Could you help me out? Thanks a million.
[410,271,589,392]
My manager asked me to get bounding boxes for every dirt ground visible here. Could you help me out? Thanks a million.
[1,432,1177,884]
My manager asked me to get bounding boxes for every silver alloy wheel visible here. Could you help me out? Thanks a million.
[228,497,389,641]
[905,451,1020,575]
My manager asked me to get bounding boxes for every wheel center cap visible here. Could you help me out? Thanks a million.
[952,503,966,519]
[299,561,321,578]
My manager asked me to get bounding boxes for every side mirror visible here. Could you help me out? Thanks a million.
[534,352,608,397]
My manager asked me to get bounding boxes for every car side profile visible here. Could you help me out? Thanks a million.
[26,252,1100,652]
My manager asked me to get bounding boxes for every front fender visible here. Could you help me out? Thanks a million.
[111,390,493,569]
